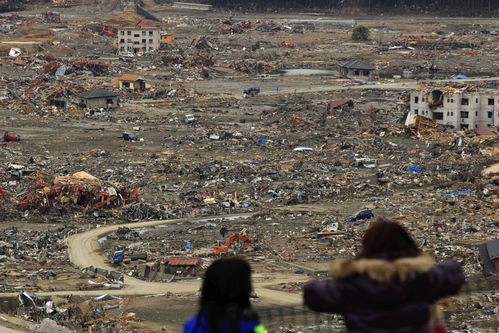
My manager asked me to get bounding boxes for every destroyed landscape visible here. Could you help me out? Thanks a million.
[0,0,498,332]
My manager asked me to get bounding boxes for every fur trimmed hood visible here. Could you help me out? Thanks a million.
[330,254,435,282]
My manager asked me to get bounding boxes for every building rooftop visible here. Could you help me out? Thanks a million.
[339,60,374,70]
[486,239,499,260]
[79,88,118,99]
[479,239,499,275]
[110,74,144,86]
[327,99,353,109]
[167,257,200,266]
[118,19,160,29]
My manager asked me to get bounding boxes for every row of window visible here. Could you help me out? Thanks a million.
[120,46,155,52]
[119,39,156,44]
[120,30,155,36]
[413,110,497,119]
[414,96,496,106]
[461,124,493,129]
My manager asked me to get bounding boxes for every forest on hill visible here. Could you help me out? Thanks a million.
[209,0,499,15]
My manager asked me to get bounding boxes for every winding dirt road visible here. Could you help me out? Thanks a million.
[0,214,306,332]
[64,213,305,304]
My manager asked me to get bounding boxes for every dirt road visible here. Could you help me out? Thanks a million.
[63,213,305,304]
[184,76,499,98]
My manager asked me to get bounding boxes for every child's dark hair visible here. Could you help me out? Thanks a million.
[198,257,256,333]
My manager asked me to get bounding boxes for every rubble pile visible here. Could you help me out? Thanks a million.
[0,2,497,332]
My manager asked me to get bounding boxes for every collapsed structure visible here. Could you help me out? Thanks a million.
[409,86,499,130]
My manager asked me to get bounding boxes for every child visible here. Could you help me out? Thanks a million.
[184,257,265,333]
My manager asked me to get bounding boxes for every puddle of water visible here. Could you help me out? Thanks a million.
[281,69,336,76]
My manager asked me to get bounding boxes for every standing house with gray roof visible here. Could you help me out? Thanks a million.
[79,88,119,110]
[479,239,499,276]
[339,60,375,79]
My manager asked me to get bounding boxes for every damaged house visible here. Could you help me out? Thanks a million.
[136,257,200,281]
[79,88,119,110]
[111,73,148,92]
[338,60,374,79]
[409,87,499,130]
[479,239,499,276]
[118,24,161,56]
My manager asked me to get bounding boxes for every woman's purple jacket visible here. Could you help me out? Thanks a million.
[303,255,464,333]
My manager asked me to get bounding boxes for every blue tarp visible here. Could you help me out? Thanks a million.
[449,74,468,80]
[406,164,425,173]
[447,189,473,196]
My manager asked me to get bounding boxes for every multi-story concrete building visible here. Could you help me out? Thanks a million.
[118,26,160,56]
[409,88,498,130]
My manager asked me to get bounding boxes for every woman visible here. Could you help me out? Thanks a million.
[184,257,265,333]
[304,218,464,333]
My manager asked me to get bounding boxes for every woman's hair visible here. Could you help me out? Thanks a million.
[198,257,253,333]
[356,218,421,260]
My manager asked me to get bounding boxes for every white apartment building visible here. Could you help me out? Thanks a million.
[409,88,499,130]
[118,26,160,56]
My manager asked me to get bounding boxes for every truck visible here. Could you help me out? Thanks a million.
[112,250,125,265]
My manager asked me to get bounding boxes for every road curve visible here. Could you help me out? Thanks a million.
[64,213,305,304]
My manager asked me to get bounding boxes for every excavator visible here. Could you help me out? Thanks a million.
[213,234,255,254]
[102,26,117,37]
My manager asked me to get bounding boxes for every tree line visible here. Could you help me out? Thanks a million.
[209,0,499,14]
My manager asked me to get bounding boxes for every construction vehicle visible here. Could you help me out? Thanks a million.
[213,234,255,254]
[102,26,116,37]
[112,250,125,265]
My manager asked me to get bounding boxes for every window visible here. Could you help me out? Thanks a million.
[106,98,114,105]
[149,39,153,44]
[433,113,443,120]
[422,97,425,102]
[134,41,140,45]
[460,111,469,118]
[451,99,454,103]
[142,31,146,36]
[149,31,153,36]
[120,46,124,51]
[414,109,418,115]
[354,70,359,76]
[475,125,478,128]
[142,47,146,51]
[120,31,124,35]
[142,39,146,43]
[414,96,419,103]
[475,98,478,103]
[461,98,469,105]
[460,124,469,129]
[127,31,131,36]
[446,112,449,116]
[120,39,125,43]
[149,47,153,50]
[488,98,495,105]
[363,70,370,76]
[134,34,140,38]
[488,112,493,119]
[475,112,478,116]
[446,99,449,103]
[451,112,454,116]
